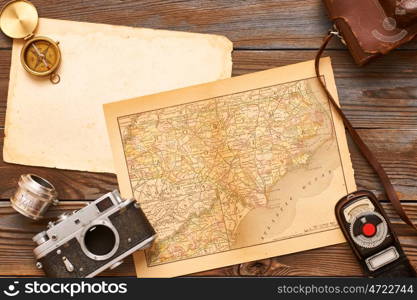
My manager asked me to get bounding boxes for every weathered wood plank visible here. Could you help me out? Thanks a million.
[0,201,415,277]
[0,49,9,127]
[1,0,417,50]
[0,0,337,50]
[2,49,417,129]
[0,0,415,279]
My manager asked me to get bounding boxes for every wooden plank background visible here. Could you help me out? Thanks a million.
[0,0,416,277]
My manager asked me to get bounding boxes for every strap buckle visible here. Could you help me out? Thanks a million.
[328,24,346,45]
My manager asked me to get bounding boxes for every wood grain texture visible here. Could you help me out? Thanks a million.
[0,0,416,278]
[0,201,415,277]
[0,0,342,49]
[1,0,417,50]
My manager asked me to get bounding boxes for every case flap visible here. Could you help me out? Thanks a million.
[323,0,417,55]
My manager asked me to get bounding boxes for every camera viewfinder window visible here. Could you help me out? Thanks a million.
[96,197,114,212]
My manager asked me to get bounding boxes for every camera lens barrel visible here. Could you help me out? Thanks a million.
[11,174,59,220]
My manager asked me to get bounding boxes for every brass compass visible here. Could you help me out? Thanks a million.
[0,0,61,83]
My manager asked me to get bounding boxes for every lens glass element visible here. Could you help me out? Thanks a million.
[30,175,53,189]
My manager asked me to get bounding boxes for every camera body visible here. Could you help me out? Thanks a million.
[33,190,156,278]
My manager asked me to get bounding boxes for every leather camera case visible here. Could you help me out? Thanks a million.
[323,0,417,65]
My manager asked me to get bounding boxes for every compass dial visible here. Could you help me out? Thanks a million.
[21,37,61,76]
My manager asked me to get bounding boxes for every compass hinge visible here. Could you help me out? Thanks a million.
[24,33,34,41]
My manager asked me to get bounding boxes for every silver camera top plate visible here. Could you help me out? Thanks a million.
[33,190,133,259]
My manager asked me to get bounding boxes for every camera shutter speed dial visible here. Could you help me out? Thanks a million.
[349,211,388,249]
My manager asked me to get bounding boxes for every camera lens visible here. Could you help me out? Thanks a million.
[11,174,58,220]
[84,225,116,256]
[30,175,53,189]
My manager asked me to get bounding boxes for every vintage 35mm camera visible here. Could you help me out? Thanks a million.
[33,190,156,278]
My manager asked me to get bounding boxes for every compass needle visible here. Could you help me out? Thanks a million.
[31,43,42,56]
[31,43,49,69]
[41,44,50,55]
[34,57,41,68]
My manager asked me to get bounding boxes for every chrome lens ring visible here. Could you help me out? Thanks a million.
[11,174,58,220]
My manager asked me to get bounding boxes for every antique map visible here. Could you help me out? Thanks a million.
[104,58,356,277]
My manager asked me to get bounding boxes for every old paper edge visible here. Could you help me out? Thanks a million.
[3,18,233,172]
[103,57,356,277]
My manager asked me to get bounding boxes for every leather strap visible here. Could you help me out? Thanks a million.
[315,32,417,232]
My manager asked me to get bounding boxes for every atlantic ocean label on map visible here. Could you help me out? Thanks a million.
[104,58,356,277]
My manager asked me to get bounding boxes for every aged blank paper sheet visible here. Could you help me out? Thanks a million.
[104,58,356,277]
[4,18,232,172]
